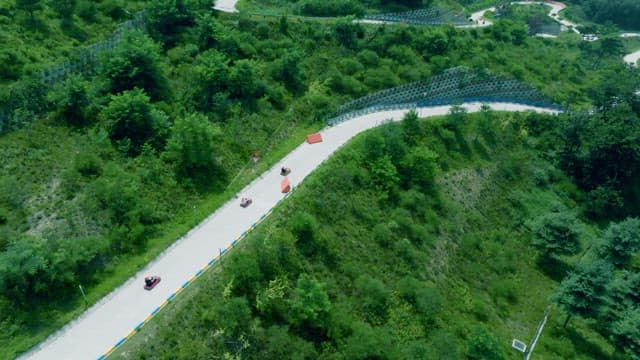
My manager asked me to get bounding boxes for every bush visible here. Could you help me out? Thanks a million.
[355,275,390,320]
[466,325,506,360]
[100,88,169,156]
[74,152,102,177]
[290,211,319,255]
[100,30,169,101]
[489,278,519,304]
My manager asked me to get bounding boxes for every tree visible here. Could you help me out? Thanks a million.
[255,325,318,359]
[215,296,252,335]
[224,251,263,298]
[427,330,462,359]
[15,0,43,21]
[447,104,467,131]
[276,50,304,94]
[401,146,439,191]
[598,218,640,268]
[423,29,449,56]
[553,260,613,327]
[369,155,399,195]
[0,237,47,300]
[402,109,420,145]
[101,30,169,101]
[228,59,261,102]
[163,113,225,188]
[191,50,230,112]
[603,271,640,323]
[355,275,390,319]
[290,212,319,255]
[101,88,169,156]
[146,0,193,47]
[334,16,363,50]
[49,0,76,25]
[339,322,397,359]
[49,75,91,127]
[528,212,581,258]
[610,307,640,360]
[288,273,331,327]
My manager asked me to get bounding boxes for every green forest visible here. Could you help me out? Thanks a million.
[0,0,639,358]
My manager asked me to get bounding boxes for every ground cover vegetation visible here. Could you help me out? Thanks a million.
[115,99,640,359]
[0,0,638,357]
[564,0,640,31]
[0,0,149,85]
[236,0,437,17]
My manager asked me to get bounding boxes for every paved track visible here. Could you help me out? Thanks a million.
[18,102,560,360]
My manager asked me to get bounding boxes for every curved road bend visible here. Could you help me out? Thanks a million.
[18,102,560,360]
[213,0,238,13]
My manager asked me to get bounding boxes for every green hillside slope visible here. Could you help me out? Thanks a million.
[114,109,632,359]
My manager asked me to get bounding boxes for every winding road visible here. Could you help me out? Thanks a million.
[16,1,639,359]
[19,102,560,360]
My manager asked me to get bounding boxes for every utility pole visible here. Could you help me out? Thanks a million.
[524,307,550,360]
[78,284,88,308]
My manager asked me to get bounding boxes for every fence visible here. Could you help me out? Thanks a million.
[40,11,147,85]
[363,7,468,26]
[0,12,147,134]
[334,67,560,116]
[327,98,566,126]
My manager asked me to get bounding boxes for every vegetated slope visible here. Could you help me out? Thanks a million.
[0,1,634,356]
[114,108,627,360]
[0,0,147,86]
[236,0,439,16]
[565,0,640,31]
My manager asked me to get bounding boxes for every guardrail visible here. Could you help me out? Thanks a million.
[327,97,566,126]
[97,187,296,360]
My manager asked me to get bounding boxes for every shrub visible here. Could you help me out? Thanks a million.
[74,152,102,177]
[466,325,505,360]
[355,275,390,320]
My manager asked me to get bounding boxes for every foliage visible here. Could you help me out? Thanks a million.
[597,218,640,268]
[355,275,390,319]
[288,273,331,327]
[163,113,225,188]
[100,30,169,101]
[101,88,169,156]
[48,75,92,127]
[2,0,638,355]
[466,324,506,360]
[146,0,193,47]
[609,306,640,360]
[569,0,640,30]
[553,260,613,326]
[528,211,581,258]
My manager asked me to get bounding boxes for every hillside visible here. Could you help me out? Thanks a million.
[113,108,629,359]
[1,0,639,358]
